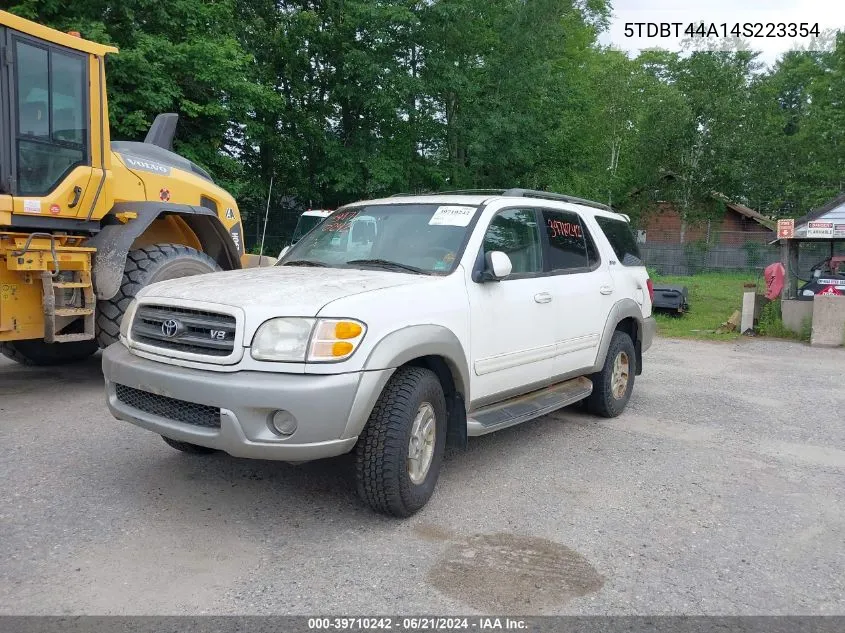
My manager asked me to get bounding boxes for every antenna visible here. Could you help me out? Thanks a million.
[258,175,274,267]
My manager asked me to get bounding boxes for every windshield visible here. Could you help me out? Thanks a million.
[291,214,327,243]
[278,203,480,274]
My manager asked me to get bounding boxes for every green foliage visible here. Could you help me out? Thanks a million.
[801,317,813,344]
[757,299,800,339]
[6,1,842,247]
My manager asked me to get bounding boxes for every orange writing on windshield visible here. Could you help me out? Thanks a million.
[324,211,359,232]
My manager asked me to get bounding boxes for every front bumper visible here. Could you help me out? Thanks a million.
[642,316,657,352]
[103,344,389,461]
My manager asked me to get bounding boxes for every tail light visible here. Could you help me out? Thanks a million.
[646,278,654,303]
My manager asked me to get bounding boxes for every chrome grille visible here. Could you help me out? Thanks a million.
[115,384,220,428]
[131,304,236,356]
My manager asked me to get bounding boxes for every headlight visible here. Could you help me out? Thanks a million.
[120,299,138,341]
[250,317,367,362]
[251,318,315,361]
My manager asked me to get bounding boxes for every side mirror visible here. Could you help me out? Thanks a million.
[279,245,290,259]
[483,251,512,281]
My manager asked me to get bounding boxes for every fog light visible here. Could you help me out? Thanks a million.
[269,410,298,436]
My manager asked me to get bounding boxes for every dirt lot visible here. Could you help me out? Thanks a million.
[1,338,844,615]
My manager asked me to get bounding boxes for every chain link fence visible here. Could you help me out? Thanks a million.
[639,230,845,277]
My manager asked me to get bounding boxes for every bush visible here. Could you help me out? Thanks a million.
[800,317,812,343]
[757,299,798,339]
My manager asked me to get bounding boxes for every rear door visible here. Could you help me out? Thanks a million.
[8,32,93,220]
[539,207,616,375]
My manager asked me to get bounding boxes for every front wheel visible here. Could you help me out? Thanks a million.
[355,367,447,517]
[585,330,636,418]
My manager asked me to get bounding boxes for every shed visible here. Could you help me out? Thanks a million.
[776,193,845,345]
[639,193,774,245]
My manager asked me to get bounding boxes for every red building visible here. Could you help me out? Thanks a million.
[638,196,775,246]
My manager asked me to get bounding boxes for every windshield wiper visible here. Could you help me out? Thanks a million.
[283,259,330,267]
[346,259,427,275]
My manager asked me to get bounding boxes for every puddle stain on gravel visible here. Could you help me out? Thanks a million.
[413,524,454,543]
[427,533,604,611]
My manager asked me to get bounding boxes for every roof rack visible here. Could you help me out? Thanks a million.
[390,188,613,211]
[389,189,505,197]
[501,188,613,212]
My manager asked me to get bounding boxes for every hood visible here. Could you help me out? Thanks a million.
[138,265,430,317]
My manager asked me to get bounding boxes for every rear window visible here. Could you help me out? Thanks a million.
[595,216,643,266]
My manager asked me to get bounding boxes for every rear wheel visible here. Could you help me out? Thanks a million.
[161,436,217,454]
[96,244,221,348]
[585,330,636,418]
[0,339,98,366]
[355,367,447,517]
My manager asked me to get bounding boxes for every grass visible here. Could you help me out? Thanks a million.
[651,271,762,340]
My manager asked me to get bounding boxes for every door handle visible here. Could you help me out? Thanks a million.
[534,292,552,304]
[68,186,83,209]
[599,285,613,295]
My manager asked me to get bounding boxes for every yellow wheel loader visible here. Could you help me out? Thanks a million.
[0,11,247,365]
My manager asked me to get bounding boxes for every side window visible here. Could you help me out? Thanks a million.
[483,209,543,275]
[541,209,594,271]
[15,40,88,195]
[594,216,643,266]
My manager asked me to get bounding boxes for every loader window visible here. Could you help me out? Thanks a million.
[14,40,88,196]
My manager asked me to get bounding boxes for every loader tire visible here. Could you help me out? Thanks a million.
[96,244,221,348]
[0,339,98,366]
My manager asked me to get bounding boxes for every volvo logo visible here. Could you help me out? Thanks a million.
[161,319,183,338]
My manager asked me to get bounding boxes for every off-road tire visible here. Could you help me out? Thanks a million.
[355,367,447,517]
[96,244,221,348]
[161,436,217,454]
[585,330,636,418]
[0,339,98,366]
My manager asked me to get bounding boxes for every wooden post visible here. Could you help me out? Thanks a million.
[780,239,799,300]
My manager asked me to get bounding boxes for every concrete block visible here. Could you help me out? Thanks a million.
[741,291,756,333]
[781,299,813,334]
[810,295,845,347]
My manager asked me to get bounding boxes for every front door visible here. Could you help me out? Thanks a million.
[466,207,559,404]
[7,32,93,220]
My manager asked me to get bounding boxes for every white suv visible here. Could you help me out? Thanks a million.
[103,189,656,517]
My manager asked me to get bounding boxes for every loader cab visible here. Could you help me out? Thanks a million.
[0,11,114,222]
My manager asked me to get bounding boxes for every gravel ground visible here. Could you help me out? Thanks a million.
[1,337,844,615]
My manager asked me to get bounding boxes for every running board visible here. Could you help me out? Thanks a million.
[467,376,593,436]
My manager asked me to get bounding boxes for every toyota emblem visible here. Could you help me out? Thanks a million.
[161,319,182,338]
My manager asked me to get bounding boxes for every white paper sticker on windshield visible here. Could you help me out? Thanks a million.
[23,199,41,214]
[429,205,476,226]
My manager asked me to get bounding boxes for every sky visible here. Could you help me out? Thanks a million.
[601,0,845,67]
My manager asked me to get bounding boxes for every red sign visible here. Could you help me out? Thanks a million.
[817,285,843,297]
[49,204,61,215]
[777,219,794,239]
